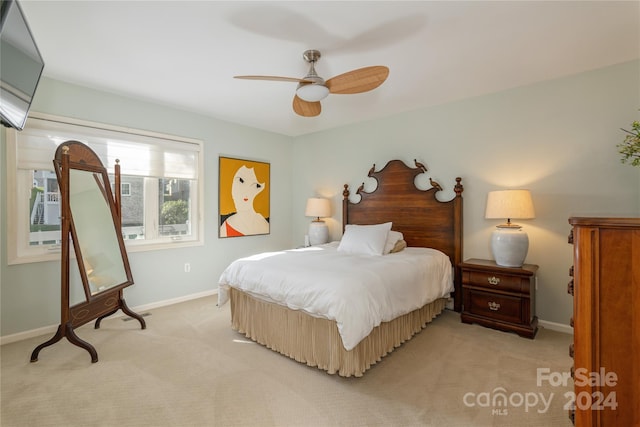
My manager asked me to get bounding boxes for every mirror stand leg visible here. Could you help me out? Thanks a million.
[94,309,118,329]
[119,297,146,330]
[30,324,65,362]
[65,323,98,363]
[30,323,97,363]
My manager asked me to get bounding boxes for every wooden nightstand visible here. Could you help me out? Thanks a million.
[460,258,538,339]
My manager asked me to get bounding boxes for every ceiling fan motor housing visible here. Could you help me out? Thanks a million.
[296,50,330,102]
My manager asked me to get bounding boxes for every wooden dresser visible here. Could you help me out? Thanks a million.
[567,217,639,426]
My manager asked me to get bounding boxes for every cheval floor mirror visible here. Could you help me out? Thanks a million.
[31,140,146,363]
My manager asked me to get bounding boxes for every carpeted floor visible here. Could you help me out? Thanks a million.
[1,296,574,427]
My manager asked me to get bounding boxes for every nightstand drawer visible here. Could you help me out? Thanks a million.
[465,271,523,293]
[465,290,522,324]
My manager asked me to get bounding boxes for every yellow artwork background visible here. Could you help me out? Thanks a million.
[219,157,270,218]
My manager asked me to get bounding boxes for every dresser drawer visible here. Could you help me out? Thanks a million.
[465,270,523,293]
[465,290,522,324]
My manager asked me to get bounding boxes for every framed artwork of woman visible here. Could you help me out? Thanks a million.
[219,156,270,237]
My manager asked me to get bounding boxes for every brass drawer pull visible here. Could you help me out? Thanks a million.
[487,276,501,285]
[488,301,501,311]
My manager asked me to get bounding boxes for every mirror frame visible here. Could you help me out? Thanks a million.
[55,144,134,299]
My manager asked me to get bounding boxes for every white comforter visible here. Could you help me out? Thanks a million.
[217,242,453,351]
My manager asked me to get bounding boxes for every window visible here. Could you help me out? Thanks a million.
[6,113,204,264]
[120,182,131,197]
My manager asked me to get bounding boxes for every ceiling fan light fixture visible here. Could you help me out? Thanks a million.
[296,83,329,102]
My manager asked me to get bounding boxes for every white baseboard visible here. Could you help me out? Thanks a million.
[0,289,218,346]
[131,289,217,314]
[2,290,573,345]
[538,319,573,335]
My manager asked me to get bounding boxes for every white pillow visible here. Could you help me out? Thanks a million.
[337,222,392,256]
[383,230,404,255]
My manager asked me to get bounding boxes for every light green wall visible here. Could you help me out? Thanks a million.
[0,78,294,336]
[292,59,640,326]
[2,60,639,337]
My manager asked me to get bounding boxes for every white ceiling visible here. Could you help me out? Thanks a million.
[21,1,640,137]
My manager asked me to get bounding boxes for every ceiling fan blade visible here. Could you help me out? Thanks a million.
[293,95,321,117]
[326,66,389,94]
[234,75,313,83]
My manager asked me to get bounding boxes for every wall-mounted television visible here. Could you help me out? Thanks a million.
[0,0,44,131]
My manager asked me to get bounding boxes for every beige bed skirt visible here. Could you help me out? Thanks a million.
[229,288,447,377]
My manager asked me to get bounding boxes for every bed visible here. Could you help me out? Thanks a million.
[218,159,464,377]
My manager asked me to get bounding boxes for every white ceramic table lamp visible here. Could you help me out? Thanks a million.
[485,189,535,267]
[305,198,330,245]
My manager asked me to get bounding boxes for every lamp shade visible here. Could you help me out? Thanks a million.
[305,198,330,219]
[485,190,535,224]
[485,190,535,268]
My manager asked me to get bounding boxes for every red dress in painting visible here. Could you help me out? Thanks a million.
[225,221,244,237]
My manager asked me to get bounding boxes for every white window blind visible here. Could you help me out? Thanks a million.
[15,117,200,179]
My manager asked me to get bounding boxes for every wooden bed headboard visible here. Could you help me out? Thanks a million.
[342,159,464,312]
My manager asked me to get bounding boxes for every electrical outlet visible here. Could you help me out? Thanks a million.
[184,263,191,273]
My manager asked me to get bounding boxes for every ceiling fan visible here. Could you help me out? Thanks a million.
[234,50,389,117]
